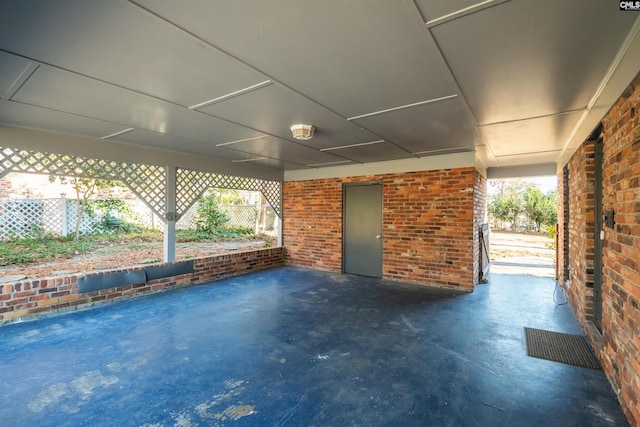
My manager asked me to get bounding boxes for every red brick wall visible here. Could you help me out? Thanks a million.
[559,141,596,326]
[557,172,565,283]
[600,71,640,426]
[282,178,343,271]
[0,247,284,325]
[473,170,487,283]
[558,71,640,426]
[283,167,481,290]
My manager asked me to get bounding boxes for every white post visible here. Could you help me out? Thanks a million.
[277,214,283,247]
[60,194,68,237]
[164,166,177,263]
[277,186,283,247]
[252,205,258,234]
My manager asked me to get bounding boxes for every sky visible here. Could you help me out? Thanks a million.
[487,176,557,195]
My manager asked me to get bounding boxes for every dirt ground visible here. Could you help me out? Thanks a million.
[0,238,274,282]
[489,230,555,277]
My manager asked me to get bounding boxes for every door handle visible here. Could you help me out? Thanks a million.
[376,235,381,239]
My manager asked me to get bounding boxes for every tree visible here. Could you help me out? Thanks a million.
[488,179,557,232]
[194,191,230,234]
[488,180,527,230]
[49,176,120,239]
[523,186,557,231]
[488,191,523,230]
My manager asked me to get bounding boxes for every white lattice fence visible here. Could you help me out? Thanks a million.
[176,204,258,230]
[175,168,281,219]
[0,147,282,226]
[42,199,63,235]
[0,199,45,239]
[176,204,197,230]
[0,198,101,239]
[66,200,103,235]
[0,147,166,219]
[222,205,258,229]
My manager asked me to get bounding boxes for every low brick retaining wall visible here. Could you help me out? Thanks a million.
[0,247,284,325]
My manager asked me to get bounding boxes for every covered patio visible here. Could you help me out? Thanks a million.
[0,267,628,426]
[1,1,639,425]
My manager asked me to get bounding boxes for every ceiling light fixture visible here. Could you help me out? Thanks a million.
[290,124,315,140]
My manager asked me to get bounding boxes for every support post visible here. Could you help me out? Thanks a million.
[277,185,283,247]
[60,194,68,237]
[164,165,177,263]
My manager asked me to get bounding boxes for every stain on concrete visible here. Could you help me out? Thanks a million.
[27,370,117,414]
[72,370,118,400]
[27,383,68,413]
[213,404,257,421]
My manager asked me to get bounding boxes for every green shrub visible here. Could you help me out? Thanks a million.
[194,193,230,234]
[544,224,557,250]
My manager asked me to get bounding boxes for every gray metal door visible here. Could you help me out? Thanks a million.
[343,183,382,277]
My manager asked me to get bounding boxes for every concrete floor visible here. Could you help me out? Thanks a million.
[0,267,629,426]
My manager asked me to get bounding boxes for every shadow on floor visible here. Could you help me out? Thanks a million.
[0,267,628,426]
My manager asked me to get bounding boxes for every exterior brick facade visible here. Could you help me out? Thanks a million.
[600,71,640,426]
[0,247,284,325]
[283,167,486,291]
[558,71,640,426]
[473,170,487,283]
[559,141,596,325]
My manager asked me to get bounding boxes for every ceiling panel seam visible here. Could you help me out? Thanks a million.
[3,61,39,100]
[413,146,475,156]
[320,140,385,152]
[307,160,353,168]
[403,0,495,165]
[558,15,640,160]
[0,49,305,154]
[188,80,273,110]
[4,98,275,160]
[126,0,416,158]
[0,48,190,108]
[346,95,458,121]
[217,141,358,169]
[478,108,586,127]
[424,0,511,28]
[215,135,269,147]
[495,149,562,158]
[2,5,419,165]
[102,128,135,140]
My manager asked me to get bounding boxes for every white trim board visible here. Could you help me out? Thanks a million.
[284,152,476,181]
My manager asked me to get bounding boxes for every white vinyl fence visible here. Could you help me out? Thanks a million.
[0,197,277,240]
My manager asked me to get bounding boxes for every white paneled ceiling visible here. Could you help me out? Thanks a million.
[0,0,639,178]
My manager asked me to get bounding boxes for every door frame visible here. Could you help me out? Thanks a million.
[342,181,383,277]
[593,137,604,331]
